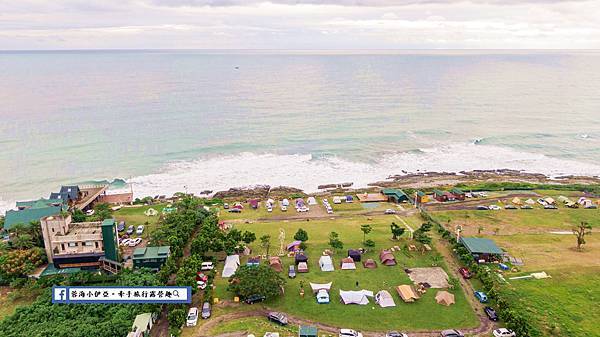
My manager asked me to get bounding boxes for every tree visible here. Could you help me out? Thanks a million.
[390,223,405,240]
[413,223,432,245]
[227,265,286,300]
[242,231,256,245]
[573,222,592,251]
[260,235,271,256]
[72,209,86,222]
[478,225,484,235]
[360,224,372,244]
[364,239,375,248]
[293,228,309,242]
[328,232,343,253]
[91,202,112,221]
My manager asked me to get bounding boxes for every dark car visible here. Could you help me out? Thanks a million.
[476,205,489,210]
[267,312,288,325]
[440,329,464,337]
[244,294,266,304]
[117,221,125,232]
[458,267,471,279]
[521,205,533,209]
[126,225,134,235]
[484,306,499,321]
[544,205,558,209]
[504,205,517,210]
[201,301,211,319]
[228,208,242,213]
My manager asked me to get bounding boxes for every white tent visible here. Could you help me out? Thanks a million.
[333,196,342,204]
[144,208,158,216]
[319,255,335,272]
[307,197,317,205]
[525,198,536,205]
[222,255,240,278]
[341,257,356,270]
[310,282,332,293]
[281,199,290,207]
[339,290,373,305]
[374,290,396,308]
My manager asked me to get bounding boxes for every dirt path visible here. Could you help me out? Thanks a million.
[423,193,539,211]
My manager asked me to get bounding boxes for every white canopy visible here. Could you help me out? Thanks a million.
[307,197,317,205]
[222,255,240,278]
[525,198,536,205]
[375,290,396,308]
[310,282,332,293]
[339,290,373,305]
[319,255,334,272]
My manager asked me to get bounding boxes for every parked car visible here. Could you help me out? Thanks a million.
[385,331,408,337]
[326,207,333,214]
[458,267,471,279]
[281,205,287,212]
[186,307,198,326]
[288,265,296,278]
[316,289,330,304]
[488,205,501,210]
[339,329,363,337]
[267,312,288,325]
[196,273,208,289]
[223,203,229,209]
[474,291,488,303]
[201,301,211,319]
[228,208,242,213]
[384,209,396,214]
[117,221,125,232]
[200,262,214,271]
[493,328,516,337]
[476,205,489,210]
[244,294,266,304]
[484,306,498,321]
[297,206,309,213]
[136,225,144,235]
[504,204,517,209]
[537,198,548,206]
[544,204,558,209]
[120,238,131,246]
[128,238,142,247]
[440,329,464,337]
[126,225,134,235]
[520,205,533,209]
[86,209,95,216]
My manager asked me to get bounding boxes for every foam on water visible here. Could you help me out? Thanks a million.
[128,143,600,199]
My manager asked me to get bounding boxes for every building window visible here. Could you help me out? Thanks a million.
[68,242,77,247]
[95,242,99,248]
[61,244,65,251]
[84,241,93,246]
[51,227,54,233]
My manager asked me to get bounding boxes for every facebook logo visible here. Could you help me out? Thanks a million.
[52,287,69,303]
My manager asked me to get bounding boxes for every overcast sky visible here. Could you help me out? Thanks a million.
[1,0,599,50]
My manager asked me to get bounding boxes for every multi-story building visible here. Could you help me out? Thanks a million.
[40,214,119,270]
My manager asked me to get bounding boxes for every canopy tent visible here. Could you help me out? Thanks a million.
[511,197,522,205]
[395,285,419,303]
[287,241,302,252]
[375,290,396,308]
[525,198,536,205]
[544,197,556,205]
[339,290,373,305]
[297,262,309,273]
[307,197,317,205]
[222,255,240,278]
[435,291,455,306]
[269,256,283,272]
[310,282,332,293]
[348,249,362,262]
[340,257,356,270]
[295,252,308,265]
[319,255,334,272]
[557,195,570,203]
[379,250,397,266]
[363,259,377,269]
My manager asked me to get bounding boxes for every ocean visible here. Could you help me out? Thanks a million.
[1,50,600,212]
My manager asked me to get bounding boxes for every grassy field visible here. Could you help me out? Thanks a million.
[0,288,39,319]
[208,317,298,336]
[113,204,166,239]
[210,215,479,332]
[429,206,600,337]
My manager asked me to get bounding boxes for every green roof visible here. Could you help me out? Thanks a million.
[299,325,318,337]
[460,237,503,255]
[101,218,116,227]
[432,189,445,195]
[40,264,82,277]
[4,206,62,230]
[133,246,171,260]
[416,191,426,197]
[381,189,408,198]
[16,198,65,209]
[450,188,464,195]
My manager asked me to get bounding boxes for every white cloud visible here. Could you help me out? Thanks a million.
[0,0,598,49]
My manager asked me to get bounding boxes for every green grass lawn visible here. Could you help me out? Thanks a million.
[113,204,166,239]
[209,317,298,336]
[505,267,600,337]
[211,215,479,331]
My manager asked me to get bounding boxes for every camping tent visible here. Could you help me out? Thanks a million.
[345,195,353,203]
[348,249,362,262]
[511,197,522,205]
[281,199,290,207]
[295,252,308,265]
[247,256,260,267]
[395,285,419,303]
[249,199,259,209]
[379,250,397,266]
[298,262,309,273]
[222,255,240,278]
[295,198,305,208]
[319,255,334,272]
[310,282,332,293]
[307,197,317,205]
[144,208,158,216]
[435,291,455,306]
[363,259,377,269]
[333,196,342,204]
[525,198,535,205]
[339,290,373,305]
[286,240,301,252]
[269,256,283,272]
[545,197,555,205]
[340,257,356,270]
[375,290,396,308]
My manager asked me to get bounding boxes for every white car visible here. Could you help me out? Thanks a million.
[384,209,396,214]
[186,307,199,327]
[128,238,142,247]
[136,225,144,235]
[488,205,501,210]
[86,209,95,216]
[281,205,287,212]
[493,328,516,337]
[120,238,131,246]
[200,262,214,271]
[537,198,548,206]
[297,206,309,213]
[339,329,363,337]
[326,207,333,214]
[267,206,273,212]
